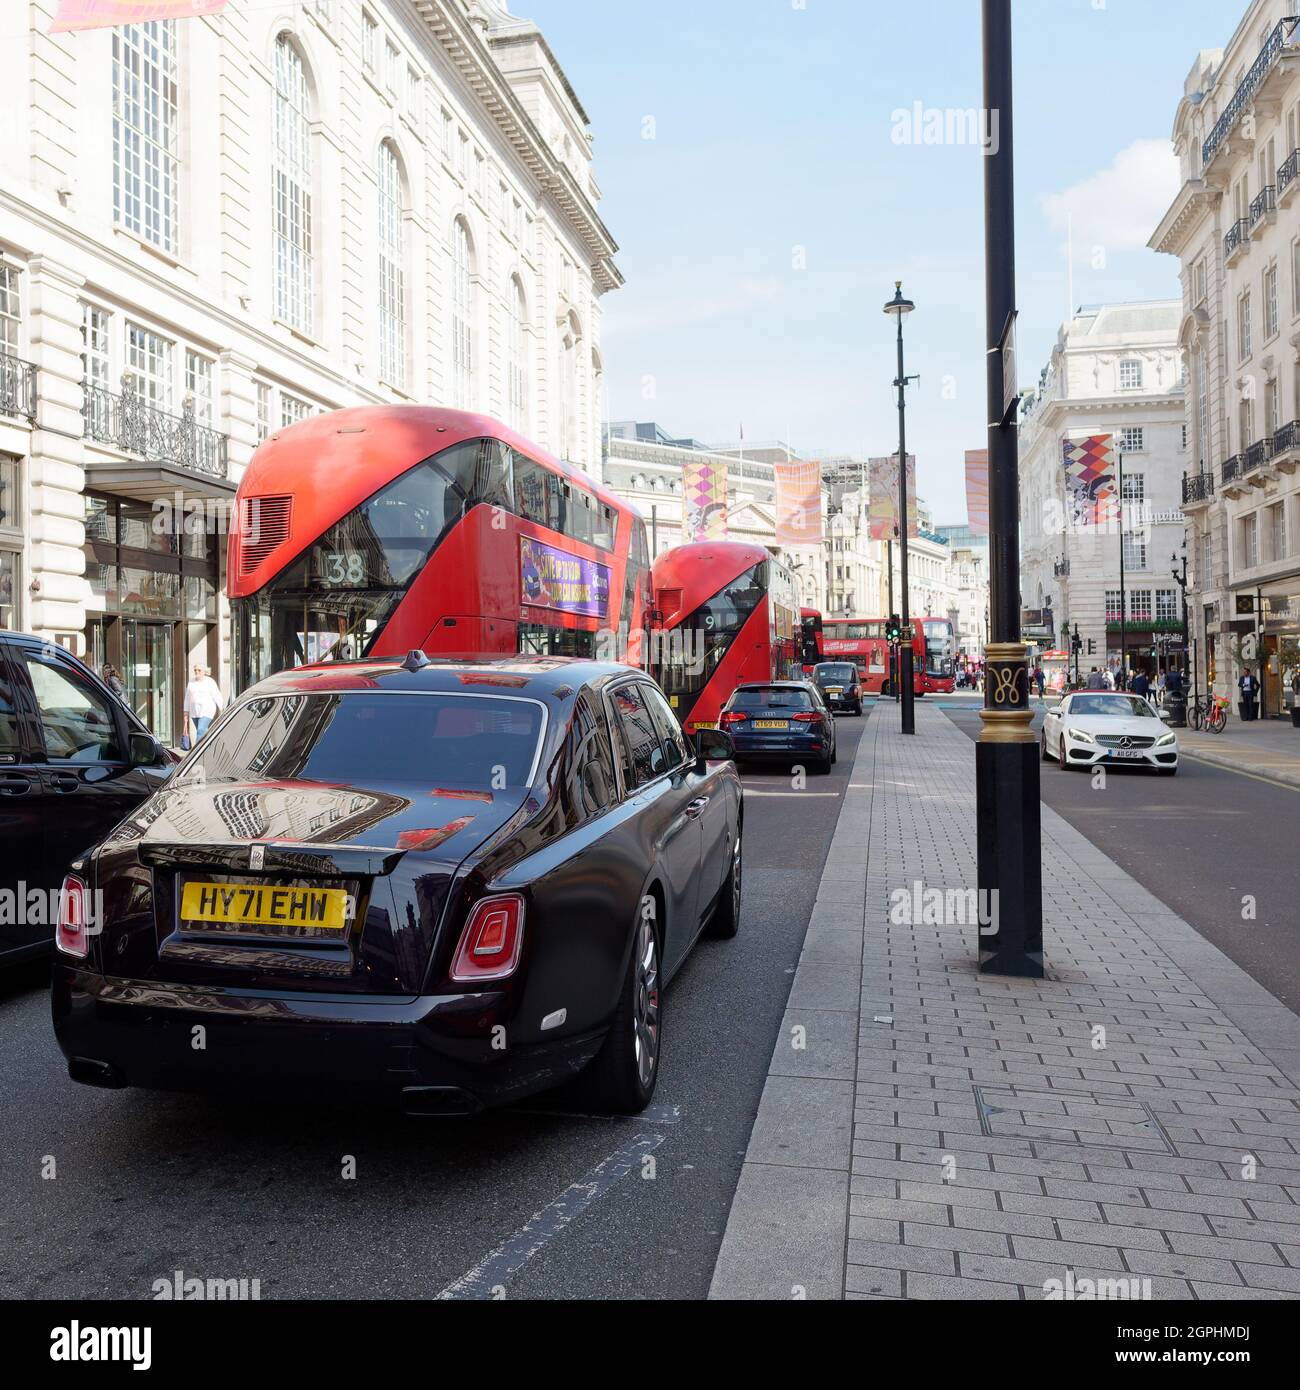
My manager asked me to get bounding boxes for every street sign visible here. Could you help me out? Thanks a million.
[999,310,1018,422]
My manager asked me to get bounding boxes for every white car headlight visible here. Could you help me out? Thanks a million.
[1157,731,1176,746]
[1066,727,1096,744]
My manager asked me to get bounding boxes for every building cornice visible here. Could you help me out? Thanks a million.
[411,1,622,293]
[1149,178,1219,257]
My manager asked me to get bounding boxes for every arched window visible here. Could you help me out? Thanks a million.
[507,276,527,429]
[451,219,474,408]
[113,22,179,252]
[377,141,406,388]
[273,36,313,333]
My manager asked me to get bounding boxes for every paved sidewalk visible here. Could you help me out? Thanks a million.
[1178,714,1300,788]
[710,702,1300,1300]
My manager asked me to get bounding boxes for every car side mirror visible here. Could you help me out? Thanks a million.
[129,732,167,768]
[694,727,735,769]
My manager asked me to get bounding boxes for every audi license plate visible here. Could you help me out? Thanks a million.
[754,719,789,730]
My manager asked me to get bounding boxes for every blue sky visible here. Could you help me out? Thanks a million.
[529,0,1239,523]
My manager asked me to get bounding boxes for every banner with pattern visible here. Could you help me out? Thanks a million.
[964,448,989,534]
[52,1,228,32]
[867,454,918,540]
[1062,433,1116,527]
[681,456,728,541]
[774,459,823,545]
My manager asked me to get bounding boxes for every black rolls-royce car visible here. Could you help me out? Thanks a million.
[52,655,743,1115]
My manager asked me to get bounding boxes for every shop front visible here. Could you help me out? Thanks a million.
[82,492,220,745]
[1259,586,1300,717]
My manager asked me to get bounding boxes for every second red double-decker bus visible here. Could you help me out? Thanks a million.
[651,540,800,733]
[229,406,652,690]
[821,616,954,695]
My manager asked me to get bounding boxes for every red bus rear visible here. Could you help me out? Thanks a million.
[800,607,823,676]
[651,541,800,733]
[228,406,652,690]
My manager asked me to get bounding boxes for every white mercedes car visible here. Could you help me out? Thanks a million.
[1042,691,1179,776]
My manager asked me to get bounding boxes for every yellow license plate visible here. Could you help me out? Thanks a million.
[826,687,843,695]
[754,719,789,729]
[693,720,718,730]
[180,882,348,931]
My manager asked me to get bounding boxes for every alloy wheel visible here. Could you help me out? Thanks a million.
[633,917,660,1088]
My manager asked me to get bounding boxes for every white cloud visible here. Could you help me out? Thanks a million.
[1040,139,1179,254]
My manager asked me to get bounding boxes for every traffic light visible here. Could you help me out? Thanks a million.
[885,613,903,644]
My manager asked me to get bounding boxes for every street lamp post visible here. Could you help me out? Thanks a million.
[976,0,1043,978]
[884,281,918,734]
[1172,550,1195,701]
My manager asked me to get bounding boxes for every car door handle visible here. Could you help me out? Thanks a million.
[49,774,81,792]
[685,796,710,819]
[0,774,33,796]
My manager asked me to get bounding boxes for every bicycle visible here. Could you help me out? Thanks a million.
[1206,694,1230,733]
[1186,695,1206,731]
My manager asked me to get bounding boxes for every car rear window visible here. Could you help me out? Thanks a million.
[177,693,544,790]
[729,687,813,711]
[816,665,856,681]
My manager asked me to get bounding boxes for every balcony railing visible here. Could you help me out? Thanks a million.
[1181,470,1214,505]
[1250,184,1277,225]
[1224,217,1250,259]
[1244,436,1274,472]
[83,378,228,480]
[1221,454,1242,485]
[1279,148,1300,197]
[0,349,37,424]
[1202,17,1300,168]
[1274,419,1298,454]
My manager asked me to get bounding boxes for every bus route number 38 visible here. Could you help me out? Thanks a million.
[321,553,367,586]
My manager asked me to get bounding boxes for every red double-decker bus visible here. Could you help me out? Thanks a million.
[229,406,652,690]
[800,607,823,675]
[651,540,800,733]
[821,616,954,695]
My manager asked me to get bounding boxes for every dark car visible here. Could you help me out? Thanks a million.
[720,681,836,774]
[52,655,743,1116]
[0,630,176,964]
[812,660,863,716]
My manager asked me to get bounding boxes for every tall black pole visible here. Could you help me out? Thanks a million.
[895,299,915,735]
[976,0,1042,978]
[1117,449,1126,684]
[885,537,895,696]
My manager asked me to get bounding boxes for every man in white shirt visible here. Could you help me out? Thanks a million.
[183,664,224,743]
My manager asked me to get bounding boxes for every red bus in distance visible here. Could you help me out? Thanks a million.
[651,540,801,733]
[800,607,823,676]
[821,616,954,695]
[228,406,652,691]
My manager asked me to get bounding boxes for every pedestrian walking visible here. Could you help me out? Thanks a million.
[183,663,224,747]
[1132,669,1150,700]
[1165,666,1184,696]
[1085,666,1105,691]
[1033,664,1046,700]
[102,663,126,699]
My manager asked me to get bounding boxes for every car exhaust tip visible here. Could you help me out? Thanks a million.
[401,1085,483,1117]
[68,1056,127,1089]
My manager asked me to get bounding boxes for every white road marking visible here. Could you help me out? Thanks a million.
[436,1133,666,1299]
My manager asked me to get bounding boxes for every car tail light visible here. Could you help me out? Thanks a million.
[791,711,820,723]
[719,710,746,727]
[449,893,526,982]
[56,874,90,958]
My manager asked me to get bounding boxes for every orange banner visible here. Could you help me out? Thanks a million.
[52,0,228,32]
[964,448,989,534]
[774,459,823,545]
